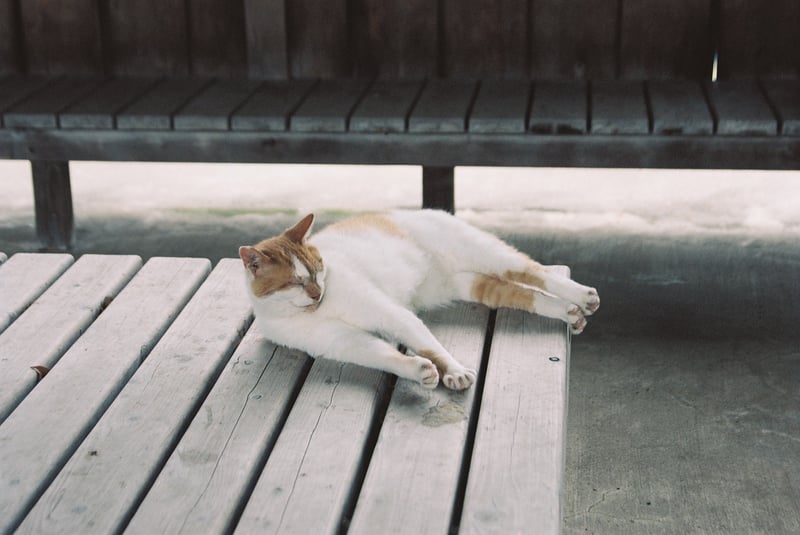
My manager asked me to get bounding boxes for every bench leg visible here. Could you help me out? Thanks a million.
[31,161,74,251]
[422,166,455,214]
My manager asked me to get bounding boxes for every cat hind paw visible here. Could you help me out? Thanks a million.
[412,356,440,389]
[568,305,587,335]
[581,288,600,316]
[443,366,477,391]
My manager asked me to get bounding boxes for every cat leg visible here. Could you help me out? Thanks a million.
[454,272,587,334]
[503,261,599,316]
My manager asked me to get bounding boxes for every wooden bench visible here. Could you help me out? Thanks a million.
[0,1,798,250]
[0,252,570,534]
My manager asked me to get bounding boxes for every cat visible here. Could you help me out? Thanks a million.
[239,210,599,391]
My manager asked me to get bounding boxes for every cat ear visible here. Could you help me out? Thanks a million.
[239,246,270,276]
[284,213,315,243]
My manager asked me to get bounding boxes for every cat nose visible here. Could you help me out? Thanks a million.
[306,283,321,300]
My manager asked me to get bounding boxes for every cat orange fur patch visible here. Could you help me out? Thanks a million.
[322,213,408,238]
[471,274,535,311]
[503,268,546,291]
[248,234,322,298]
[418,349,450,374]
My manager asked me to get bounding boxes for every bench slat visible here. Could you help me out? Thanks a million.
[460,266,570,534]
[347,304,491,534]
[234,360,388,534]
[174,79,261,131]
[231,79,316,131]
[15,259,252,535]
[0,258,210,534]
[0,76,50,124]
[59,78,160,129]
[529,81,587,134]
[408,79,478,133]
[708,81,778,135]
[116,78,211,130]
[290,78,372,132]
[469,80,530,134]
[349,79,424,133]
[126,336,310,535]
[649,80,714,135]
[0,254,141,423]
[0,253,74,335]
[3,77,103,128]
[763,80,800,136]
[591,81,650,134]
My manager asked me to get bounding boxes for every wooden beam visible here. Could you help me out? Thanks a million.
[30,160,74,251]
[422,166,455,213]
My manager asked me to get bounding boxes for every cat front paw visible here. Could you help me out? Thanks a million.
[581,288,600,316]
[411,356,440,389]
[567,305,587,334]
[443,366,477,391]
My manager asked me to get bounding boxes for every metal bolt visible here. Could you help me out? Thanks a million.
[548,356,560,362]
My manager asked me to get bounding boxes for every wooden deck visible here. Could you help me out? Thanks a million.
[0,253,570,534]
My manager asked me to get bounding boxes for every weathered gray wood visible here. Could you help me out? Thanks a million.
[459,267,570,534]
[0,1,18,74]
[231,80,316,131]
[290,79,371,132]
[707,81,778,136]
[116,78,211,130]
[348,304,491,534]
[408,80,478,133]
[31,160,73,250]
[243,0,289,78]
[350,79,423,133]
[189,0,247,77]
[15,259,252,535]
[762,80,800,136]
[529,81,587,134]
[422,166,455,213]
[0,76,51,123]
[591,81,650,134]
[287,0,349,78]
[0,252,74,334]
[469,80,531,134]
[126,335,311,535]
[3,77,102,128]
[59,78,159,129]
[234,360,388,535]
[648,80,713,135]
[0,254,141,422]
[0,257,210,534]
[173,79,261,130]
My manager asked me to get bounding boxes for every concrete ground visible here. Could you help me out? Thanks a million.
[1,162,799,533]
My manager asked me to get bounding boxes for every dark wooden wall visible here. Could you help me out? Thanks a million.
[0,0,797,79]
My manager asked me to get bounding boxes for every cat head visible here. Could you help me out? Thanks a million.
[239,214,326,311]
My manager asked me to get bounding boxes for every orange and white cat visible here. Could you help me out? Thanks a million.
[239,210,599,391]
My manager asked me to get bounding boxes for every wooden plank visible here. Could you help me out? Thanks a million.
[189,0,247,77]
[408,79,478,133]
[347,304,491,534]
[422,166,455,213]
[0,252,74,335]
[31,160,73,250]
[619,0,712,79]
[349,0,437,78]
[529,81,587,134]
[3,77,102,128]
[0,257,210,534]
[290,79,371,133]
[0,0,19,74]
[287,0,349,78]
[174,79,261,130]
[0,76,51,123]
[105,0,189,76]
[20,0,104,75]
[459,266,570,534]
[233,360,388,535]
[243,0,289,78]
[530,0,617,79]
[59,78,159,129]
[126,336,311,535]
[763,80,800,136]
[15,259,252,535]
[349,79,423,133]
[231,79,316,131]
[0,255,141,423]
[591,81,649,134]
[718,0,800,79]
[707,81,778,136]
[116,78,211,130]
[648,80,713,135]
[469,80,531,134]
[441,0,528,78]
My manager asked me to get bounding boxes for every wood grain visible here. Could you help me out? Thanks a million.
[243,0,288,78]
[231,80,317,131]
[287,0,349,78]
[290,79,371,132]
[707,81,778,135]
[116,78,211,130]
[0,255,141,422]
[349,79,423,133]
[762,80,800,136]
[529,81,587,134]
[173,79,261,131]
[0,258,210,534]
[408,79,478,133]
[469,80,531,134]
[59,78,159,129]
[591,81,650,134]
[3,77,102,128]
[189,0,247,77]
[648,80,713,135]
[0,252,74,335]
[0,0,20,74]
